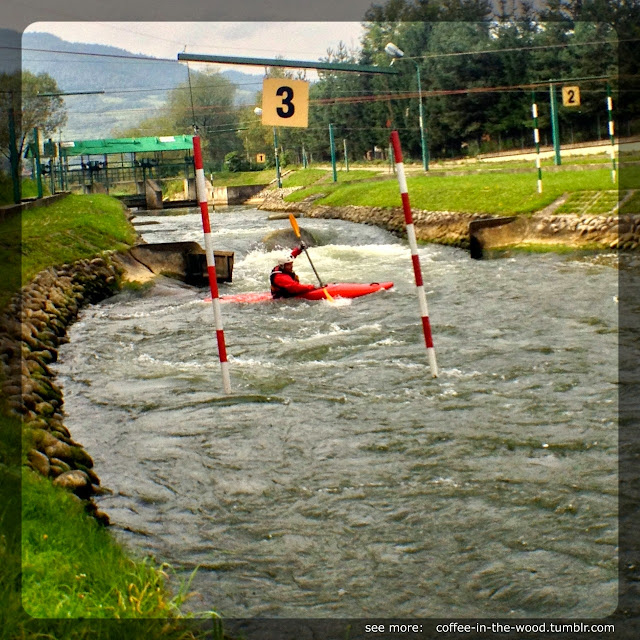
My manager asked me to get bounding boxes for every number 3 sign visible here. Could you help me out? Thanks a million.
[261,78,309,128]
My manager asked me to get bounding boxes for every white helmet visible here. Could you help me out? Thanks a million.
[276,250,294,265]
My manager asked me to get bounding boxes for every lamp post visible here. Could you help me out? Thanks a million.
[385,42,429,172]
[254,107,282,188]
[549,82,561,166]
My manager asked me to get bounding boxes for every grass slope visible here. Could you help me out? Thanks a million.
[285,167,629,215]
[21,469,186,620]
[0,193,138,309]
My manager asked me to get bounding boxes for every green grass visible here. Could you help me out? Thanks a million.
[209,169,274,187]
[212,167,381,189]
[0,178,50,205]
[281,168,382,188]
[0,415,205,637]
[0,193,138,309]
[465,153,619,172]
[620,190,640,214]
[161,179,187,200]
[281,168,328,188]
[334,169,381,182]
[0,429,207,637]
[554,190,624,215]
[21,469,188,619]
[619,164,640,190]
[285,167,627,215]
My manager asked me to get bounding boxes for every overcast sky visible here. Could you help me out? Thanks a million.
[24,22,367,75]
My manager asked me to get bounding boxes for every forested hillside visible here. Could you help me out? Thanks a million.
[21,32,261,139]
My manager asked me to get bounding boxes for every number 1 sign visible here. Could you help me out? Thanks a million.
[261,78,309,128]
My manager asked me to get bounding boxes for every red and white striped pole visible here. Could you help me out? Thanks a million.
[390,130,438,378]
[531,91,543,194]
[192,135,231,394]
[606,84,616,184]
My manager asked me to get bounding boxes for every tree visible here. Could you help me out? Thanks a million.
[166,70,240,169]
[0,71,67,169]
[308,43,380,162]
[564,0,639,137]
[112,114,176,139]
[415,21,497,156]
[237,101,272,166]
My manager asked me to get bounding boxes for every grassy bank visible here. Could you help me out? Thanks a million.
[0,193,138,309]
[210,168,275,186]
[21,469,190,620]
[0,177,50,205]
[1,195,207,637]
[285,166,639,215]
[0,419,206,639]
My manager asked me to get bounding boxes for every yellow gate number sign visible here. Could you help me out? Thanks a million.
[562,86,580,107]
[261,78,309,128]
[256,153,266,163]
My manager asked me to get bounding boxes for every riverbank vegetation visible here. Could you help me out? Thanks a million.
[20,469,193,620]
[0,177,49,204]
[0,193,137,309]
[0,195,210,637]
[0,421,207,639]
[284,166,634,216]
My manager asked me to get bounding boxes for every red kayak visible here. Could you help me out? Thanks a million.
[210,282,394,304]
[298,282,393,300]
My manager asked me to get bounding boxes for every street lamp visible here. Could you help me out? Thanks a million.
[254,107,282,188]
[385,42,429,172]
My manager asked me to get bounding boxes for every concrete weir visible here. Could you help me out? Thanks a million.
[124,242,234,285]
[469,217,519,259]
[211,184,268,206]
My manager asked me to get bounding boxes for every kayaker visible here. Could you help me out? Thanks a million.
[270,244,317,298]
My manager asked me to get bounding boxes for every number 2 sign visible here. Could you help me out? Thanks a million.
[261,78,309,128]
[562,86,581,107]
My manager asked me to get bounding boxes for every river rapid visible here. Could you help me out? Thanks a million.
[52,206,618,620]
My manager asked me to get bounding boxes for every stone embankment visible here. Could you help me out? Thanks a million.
[258,189,640,251]
[1,254,124,524]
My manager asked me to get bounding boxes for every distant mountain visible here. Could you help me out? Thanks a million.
[21,32,261,140]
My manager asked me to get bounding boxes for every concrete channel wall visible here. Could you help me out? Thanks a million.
[258,190,640,254]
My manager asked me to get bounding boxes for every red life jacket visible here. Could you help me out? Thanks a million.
[270,265,300,298]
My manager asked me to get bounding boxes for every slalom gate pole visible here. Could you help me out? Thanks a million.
[606,84,616,184]
[192,135,232,394]
[389,130,438,378]
[531,91,543,194]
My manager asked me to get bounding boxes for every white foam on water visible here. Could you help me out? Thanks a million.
[227,356,276,369]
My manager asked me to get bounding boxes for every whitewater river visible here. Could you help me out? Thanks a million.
[52,206,619,620]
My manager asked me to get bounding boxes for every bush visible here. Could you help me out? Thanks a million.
[224,151,249,173]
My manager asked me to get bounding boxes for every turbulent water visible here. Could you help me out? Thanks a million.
[53,207,619,619]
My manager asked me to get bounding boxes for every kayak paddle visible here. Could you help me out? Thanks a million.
[288,214,334,302]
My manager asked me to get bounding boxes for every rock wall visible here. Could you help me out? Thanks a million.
[259,192,639,251]
[1,254,124,524]
[259,195,494,249]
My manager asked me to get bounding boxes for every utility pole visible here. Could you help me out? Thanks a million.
[329,123,337,182]
[32,128,43,198]
[8,106,21,204]
[549,82,561,165]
